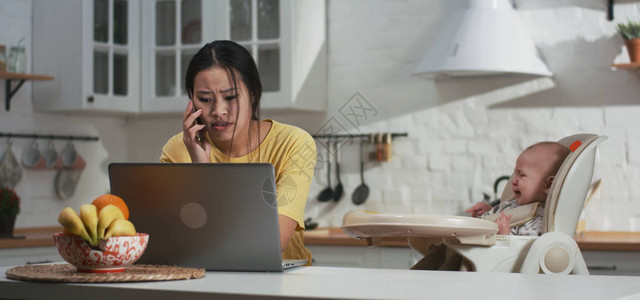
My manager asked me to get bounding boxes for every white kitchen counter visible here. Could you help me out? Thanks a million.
[2,265,640,299]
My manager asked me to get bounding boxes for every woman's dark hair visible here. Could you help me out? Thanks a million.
[185,40,262,120]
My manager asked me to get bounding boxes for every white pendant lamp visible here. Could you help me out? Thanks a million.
[414,0,552,79]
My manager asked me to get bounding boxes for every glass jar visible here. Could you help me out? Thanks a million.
[8,46,26,73]
[0,45,6,72]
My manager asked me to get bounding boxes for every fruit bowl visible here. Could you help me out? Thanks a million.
[53,232,149,273]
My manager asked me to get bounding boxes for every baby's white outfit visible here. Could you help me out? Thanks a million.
[482,200,544,236]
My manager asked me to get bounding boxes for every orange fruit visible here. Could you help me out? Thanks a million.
[92,194,130,220]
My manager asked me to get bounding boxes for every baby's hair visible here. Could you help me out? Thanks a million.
[525,141,571,176]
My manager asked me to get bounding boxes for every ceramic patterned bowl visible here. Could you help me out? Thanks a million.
[53,232,149,273]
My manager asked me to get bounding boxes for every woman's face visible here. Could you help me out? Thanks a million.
[191,66,253,145]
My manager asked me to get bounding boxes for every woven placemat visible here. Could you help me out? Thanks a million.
[6,264,205,283]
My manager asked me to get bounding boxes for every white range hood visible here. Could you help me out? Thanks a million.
[414,0,552,79]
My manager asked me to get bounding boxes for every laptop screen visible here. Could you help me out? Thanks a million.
[108,163,286,271]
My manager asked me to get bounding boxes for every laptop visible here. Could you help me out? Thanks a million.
[108,163,307,272]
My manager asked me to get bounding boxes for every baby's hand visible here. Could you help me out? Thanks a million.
[495,212,512,235]
[465,202,491,218]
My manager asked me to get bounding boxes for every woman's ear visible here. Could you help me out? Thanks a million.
[544,175,556,194]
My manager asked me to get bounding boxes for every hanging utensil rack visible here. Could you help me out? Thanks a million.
[0,132,99,142]
[312,132,407,140]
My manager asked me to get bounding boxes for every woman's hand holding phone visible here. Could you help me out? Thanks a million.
[183,101,210,163]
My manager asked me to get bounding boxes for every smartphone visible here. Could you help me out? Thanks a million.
[192,101,202,142]
[192,102,203,125]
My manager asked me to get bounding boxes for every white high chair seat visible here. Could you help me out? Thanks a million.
[342,134,607,274]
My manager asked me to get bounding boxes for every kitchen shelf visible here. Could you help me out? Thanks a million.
[0,70,54,111]
[611,62,640,70]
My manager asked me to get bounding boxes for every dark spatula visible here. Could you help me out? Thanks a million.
[333,140,344,202]
[317,139,333,202]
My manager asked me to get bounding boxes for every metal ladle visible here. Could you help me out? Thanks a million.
[317,138,333,202]
[352,139,369,205]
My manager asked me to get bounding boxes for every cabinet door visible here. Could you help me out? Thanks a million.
[225,0,326,111]
[379,247,419,269]
[307,245,379,268]
[141,0,290,113]
[141,0,217,113]
[140,0,325,113]
[84,0,140,112]
[582,250,640,276]
[307,245,417,269]
[0,247,61,267]
[33,0,140,113]
[228,0,291,109]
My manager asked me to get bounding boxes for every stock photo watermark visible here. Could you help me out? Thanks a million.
[339,92,378,128]
[261,135,317,208]
[262,92,379,207]
[313,92,378,173]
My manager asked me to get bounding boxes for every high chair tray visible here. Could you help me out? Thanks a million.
[341,211,499,246]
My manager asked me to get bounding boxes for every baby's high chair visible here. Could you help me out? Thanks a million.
[342,134,606,274]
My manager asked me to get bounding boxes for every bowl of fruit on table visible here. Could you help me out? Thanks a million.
[54,194,148,273]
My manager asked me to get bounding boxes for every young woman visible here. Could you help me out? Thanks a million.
[160,40,316,264]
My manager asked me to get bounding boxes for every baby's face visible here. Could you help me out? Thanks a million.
[511,148,554,206]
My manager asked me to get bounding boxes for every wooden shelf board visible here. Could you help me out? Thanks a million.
[611,62,640,70]
[1,71,54,111]
[0,71,54,81]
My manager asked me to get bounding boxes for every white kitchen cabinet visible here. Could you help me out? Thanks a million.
[0,247,61,267]
[379,247,421,269]
[32,0,324,114]
[140,0,327,113]
[33,0,141,114]
[582,250,640,276]
[308,245,417,269]
[140,0,213,112]
[309,246,640,275]
[257,0,327,112]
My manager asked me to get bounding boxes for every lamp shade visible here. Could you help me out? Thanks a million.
[414,0,552,79]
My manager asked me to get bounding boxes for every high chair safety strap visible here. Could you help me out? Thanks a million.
[481,202,543,228]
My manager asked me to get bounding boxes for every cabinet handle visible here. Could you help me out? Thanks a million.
[87,96,94,103]
[27,260,53,265]
[587,265,617,271]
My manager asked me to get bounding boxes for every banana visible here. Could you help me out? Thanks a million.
[79,204,99,246]
[58,207,92,243]
[104,219,137,239]
[97,204,125,240]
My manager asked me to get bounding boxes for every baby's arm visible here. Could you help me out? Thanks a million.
[465,202,492,218]
[495,212,512,235]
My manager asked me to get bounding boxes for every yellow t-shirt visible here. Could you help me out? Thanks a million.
[159,119,316,263]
